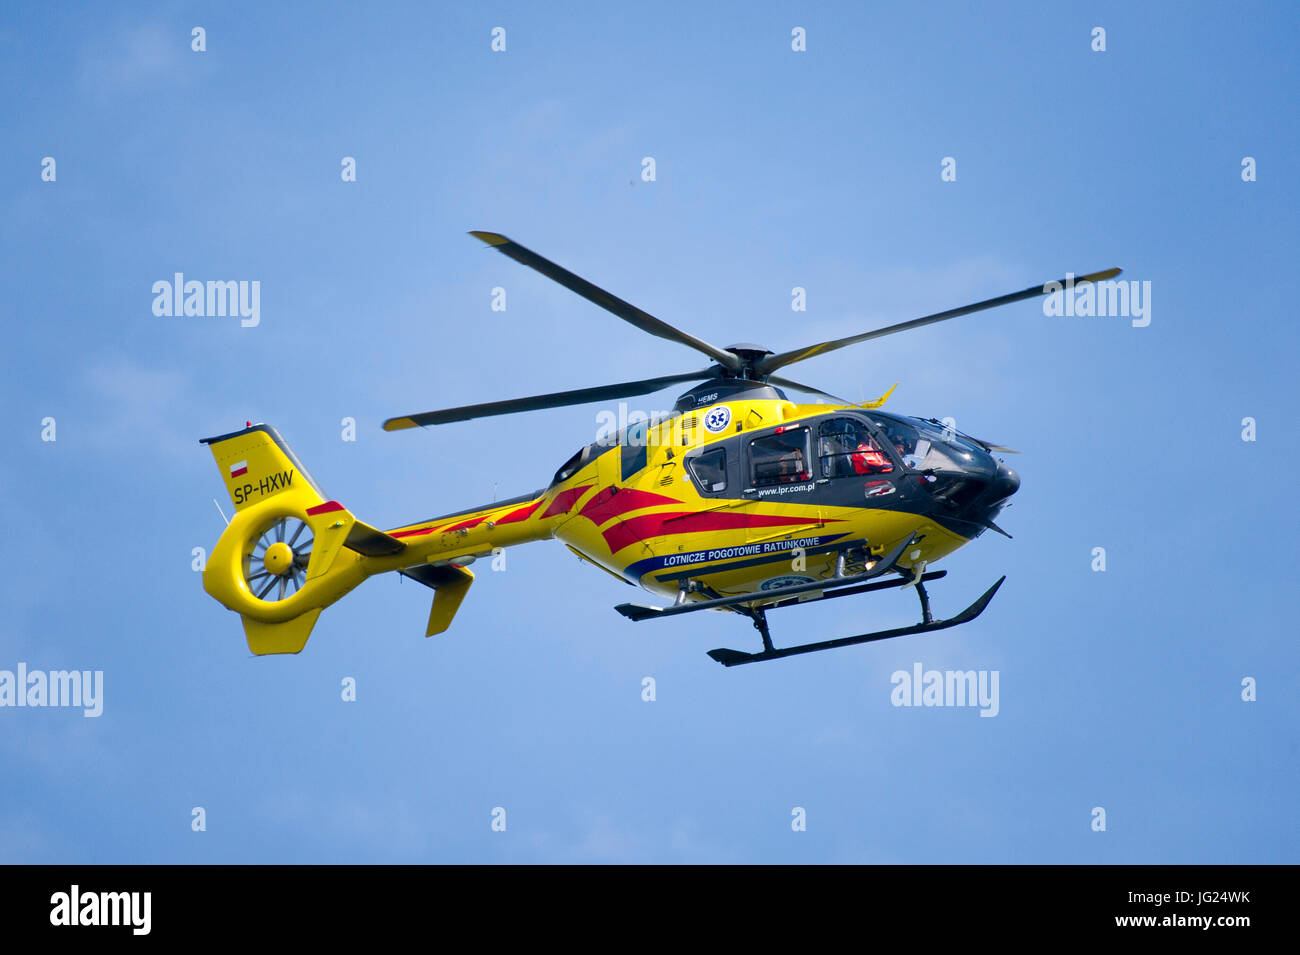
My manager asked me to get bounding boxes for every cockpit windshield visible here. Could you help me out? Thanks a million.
[551,432,628,486]
[867,411,984,472]
[552,446,586,484]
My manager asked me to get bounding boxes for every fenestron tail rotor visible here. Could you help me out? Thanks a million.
[244,516,313,601]
[384,231,1121,430]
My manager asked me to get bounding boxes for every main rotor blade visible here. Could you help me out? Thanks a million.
[767,375,850,405]
[757,267,1123,376]
[470,231,742,371]
[383,370,716,430]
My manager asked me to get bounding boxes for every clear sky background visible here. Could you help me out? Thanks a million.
[1,2,1296,863]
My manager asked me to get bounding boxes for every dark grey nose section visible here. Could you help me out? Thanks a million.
[991,461,1020,501]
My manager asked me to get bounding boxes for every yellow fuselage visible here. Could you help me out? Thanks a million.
[381,397,971,603]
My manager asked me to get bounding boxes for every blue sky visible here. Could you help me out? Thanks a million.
[1,1,1296,863]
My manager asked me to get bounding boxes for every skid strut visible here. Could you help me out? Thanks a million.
[751,610,775,654]
[615,533,915,623]
[915,579,934,625]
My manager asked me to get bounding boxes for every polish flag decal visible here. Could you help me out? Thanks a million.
[230,460,248,478]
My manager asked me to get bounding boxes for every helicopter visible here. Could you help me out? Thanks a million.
[200,231,1119,666]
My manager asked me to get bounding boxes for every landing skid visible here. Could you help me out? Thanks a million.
[707,575,1005,667]
[613,527,1006,666]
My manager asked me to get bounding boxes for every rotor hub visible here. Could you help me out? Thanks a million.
[723,344,774,379]
[263,541,295,576]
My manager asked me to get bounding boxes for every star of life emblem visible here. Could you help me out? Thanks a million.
[702,405,731,433]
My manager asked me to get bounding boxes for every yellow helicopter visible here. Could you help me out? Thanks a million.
[200,232,1119,665]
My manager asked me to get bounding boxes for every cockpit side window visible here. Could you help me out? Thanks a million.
[870,415,929,470]
[687,447,727,492]
[817,418,893,477]
[750,426,811,487]
[869,412,979,472]
[620,420,649,481]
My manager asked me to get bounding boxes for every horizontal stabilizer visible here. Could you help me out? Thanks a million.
[345,521,406,557]
[399,563,472,589]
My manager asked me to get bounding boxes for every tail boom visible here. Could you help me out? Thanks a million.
[201,423,565,654]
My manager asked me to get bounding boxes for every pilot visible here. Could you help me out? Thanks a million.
[849,434,892,475]
[883,430,909,465]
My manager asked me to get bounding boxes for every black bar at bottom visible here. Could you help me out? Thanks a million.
[0,864,1281,941]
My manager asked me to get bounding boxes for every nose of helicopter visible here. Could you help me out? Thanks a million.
[990,460,1020,501]
[963,457,1019,538]
[939,452,1019,539]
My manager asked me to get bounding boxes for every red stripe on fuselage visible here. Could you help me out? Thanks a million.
[306,501,346,515]
[602,511,832,554]
[495,499,542,525]
[540,485,591,519]
[390,497,544,540]
[390,527,436,539]
[443,516,485,533]
[577,487,681,526]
